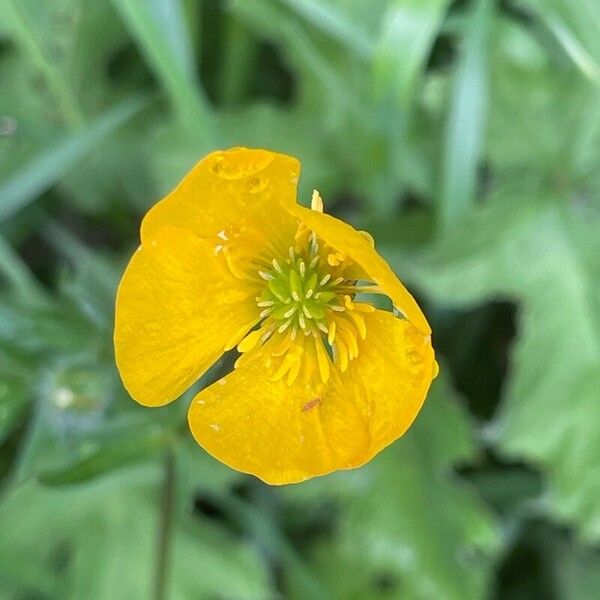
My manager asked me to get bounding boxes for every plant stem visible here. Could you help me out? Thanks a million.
[154,449,176,600]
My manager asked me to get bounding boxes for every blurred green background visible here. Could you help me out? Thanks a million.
[1,0,599,598]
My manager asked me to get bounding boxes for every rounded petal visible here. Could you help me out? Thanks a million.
[337,309,437,461]
[287,204,431,334]
[114,226,259,407]
[188,310,436,484]
[141,148,300,243]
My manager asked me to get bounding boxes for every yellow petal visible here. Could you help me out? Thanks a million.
[114,226,259,407]
[338,309,437,461]
[188,310,435,484]
[286,204,431,334]
[141,147,300,245]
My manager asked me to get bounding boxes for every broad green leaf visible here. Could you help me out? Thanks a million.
[0,465,273,599]
[440,0,493,230]
[282,375,501,600]
[38,427,168,486]
[395,197,600,540]
[0,95,150,223]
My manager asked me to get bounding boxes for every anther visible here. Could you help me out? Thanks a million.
[260,308,273,318]
[333,277,344,285]
[278,320,292,333]
[318,322,328,334]
[310,255,319,269]
[331,305,345,312]
[216,230,228,240]
[320,274,331,286]
[272,259,283,274]
[299,314,306,329]
[259,270,274,281]
[299,261,305,277]
[291,291,300,302]
[284,306,297,318]
[302,305,312,319]
[305,289,314,299]
[288,247,295,261]
[257,300,275,307]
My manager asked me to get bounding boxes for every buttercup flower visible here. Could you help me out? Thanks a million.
[114,148,437,484]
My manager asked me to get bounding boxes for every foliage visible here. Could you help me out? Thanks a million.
[1,0,599,598]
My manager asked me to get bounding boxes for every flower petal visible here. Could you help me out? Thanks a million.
[188,310,436,484]
[141,147,300,243]
[337,309,437,461]
[114,226,259,407]
[287,204,432,334]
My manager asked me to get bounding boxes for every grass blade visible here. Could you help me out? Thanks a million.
[111,0,216,141]
[373,0,452,109]
[3,0,84,127]
[440,0,492,230]
[0,95,150,223]
[277,0,372,58]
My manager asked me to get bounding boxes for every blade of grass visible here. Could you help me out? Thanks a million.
[439,0,492,231]
[0,95,150,223]
[111,0,216,142]
[3,0,84,127]
[276,0,372,59]
[543,14,600,85]
[373,0,452,109]
[0,235,47,303]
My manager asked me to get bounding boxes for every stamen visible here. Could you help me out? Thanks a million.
[331,305,345,312]
[299,260,306,277]
[333,277,344,285]
[310,255,319,269]
[299,314,306,329]
[278,319,292,333]
[320,274,331,286]
[284,306,297,318]
[260,308,274,318]
[259,270,274,281]
[216,230,228,240]
[291,291,300,302]
[272,258,283,274]
[257,300,275,307]
[302,305,312,319]
[289,247,295,261]
[318,322,328,334]
[305,289,314,299]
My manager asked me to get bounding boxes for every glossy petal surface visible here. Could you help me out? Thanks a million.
[188,310,436,484]
[141,147,300,246]
[115,226,259,407]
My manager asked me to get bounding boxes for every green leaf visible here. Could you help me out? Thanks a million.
[2,0,84,127]
[396,197,600,540]
[0,465,274,600]
[0,95,150,223]
[523,0,600,85]
[38,427,168,486]
[111,0,215,141]
[276,0,373,58]
[440,0,493,230]
[373,0,452,109]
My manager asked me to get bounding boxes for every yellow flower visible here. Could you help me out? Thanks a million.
[114,148,437,485]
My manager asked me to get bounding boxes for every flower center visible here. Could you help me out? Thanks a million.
[235,229,378,386]
[257,244,345,338]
